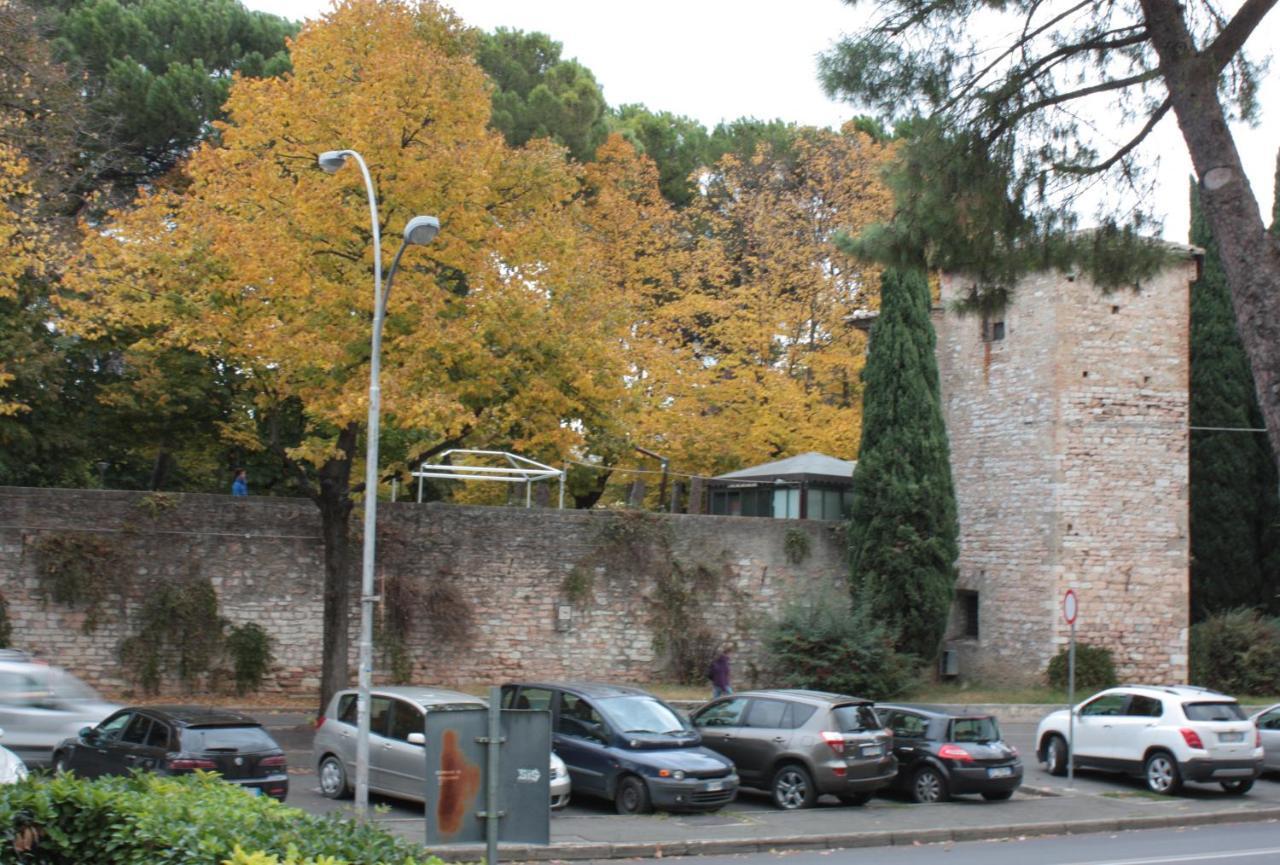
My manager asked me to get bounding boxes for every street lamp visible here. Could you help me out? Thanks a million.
[319,148,439,817]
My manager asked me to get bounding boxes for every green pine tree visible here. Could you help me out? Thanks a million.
[845,267,958,661]
[1189,180,1280,618]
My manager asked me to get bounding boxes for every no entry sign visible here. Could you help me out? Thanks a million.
[1063,589,1078,625]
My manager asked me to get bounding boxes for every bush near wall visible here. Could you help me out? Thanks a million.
[1189,608,1280,695]
[1045,643,1118,692]
[0,772,441,865]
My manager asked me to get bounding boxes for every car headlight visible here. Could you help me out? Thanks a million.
[671,769,685,780]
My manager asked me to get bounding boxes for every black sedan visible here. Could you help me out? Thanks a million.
[52,705,288,801]
[877,704,1022,803]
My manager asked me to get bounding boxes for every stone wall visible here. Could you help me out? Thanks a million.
[0,487,846,696]
[935,260,1196,684]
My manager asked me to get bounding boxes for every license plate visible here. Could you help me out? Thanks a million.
[705,780,723,792]
[243,786,262,796]
[861,744,883,757]
[1219,731,1245,743]
[987,766,1013,779]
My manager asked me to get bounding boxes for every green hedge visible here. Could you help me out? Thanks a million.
[1045,643,1117,692]
[1189,608,1280,695]
[0,772,441,865]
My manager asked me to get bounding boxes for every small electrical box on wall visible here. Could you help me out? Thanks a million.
[555,604,573,632]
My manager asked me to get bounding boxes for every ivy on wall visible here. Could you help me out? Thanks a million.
[28,533,128,633]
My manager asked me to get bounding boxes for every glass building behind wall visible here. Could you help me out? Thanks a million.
[706,452,855,520]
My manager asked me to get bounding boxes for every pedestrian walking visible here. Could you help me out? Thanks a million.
[231,468,248,497]
[707,646,732,699]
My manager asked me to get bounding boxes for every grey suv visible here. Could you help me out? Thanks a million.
[692,689,896,809]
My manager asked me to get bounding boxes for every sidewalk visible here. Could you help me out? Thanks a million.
[387,786,1280,861]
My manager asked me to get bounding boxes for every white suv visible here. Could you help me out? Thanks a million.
[1035,685,1263,795]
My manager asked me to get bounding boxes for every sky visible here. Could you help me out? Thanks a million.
[242,0,1279,243]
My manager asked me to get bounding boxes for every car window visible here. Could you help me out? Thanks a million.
[513,688,555,711]
[388,699,424,742]
[1183,701,1245,721]
[369,696,392,735]
[887,711,928,738]
[557,693,608,741]
[145,721,171,750]
[96,712,134,740]
[182,725,278,751]
[1259,709,1280,730]
[832,704,882,733]
[950,717,1000,743]
[788,703,818,729]
[598,695,686,735]
[744,699,789,729]
[0,670,44,705]
[121,715,152,745]
[694,697,748,728]
[1080,693,1128,716]
[1127,696,1163,717]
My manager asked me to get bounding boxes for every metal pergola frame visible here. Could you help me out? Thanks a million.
[412,449,565,508]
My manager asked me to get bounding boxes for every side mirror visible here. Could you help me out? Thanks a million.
[79,726,96,740]
[407,732,426,746]
[0,727,5,739]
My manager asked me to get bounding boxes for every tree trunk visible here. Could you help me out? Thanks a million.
[149,448,171,491]
[315,423,357,715]
[1142,0,1280,471]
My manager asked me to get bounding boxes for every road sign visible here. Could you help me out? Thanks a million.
[1062,589,1078,625]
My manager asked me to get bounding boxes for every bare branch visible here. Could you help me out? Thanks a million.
[984,68,1161,143]
[1053,97,1172,175]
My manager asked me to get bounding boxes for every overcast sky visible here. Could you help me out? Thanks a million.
[243,0,1279,242]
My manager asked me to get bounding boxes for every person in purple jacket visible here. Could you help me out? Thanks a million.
[707,646,732,699]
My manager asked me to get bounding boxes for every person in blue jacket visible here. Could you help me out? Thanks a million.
[707,647,732,699]
[231,468,248,497]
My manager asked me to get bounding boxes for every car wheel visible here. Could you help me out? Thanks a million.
[981,790,1014,801]
[615,775,651,815]
[318,755,351,800]
[1143,751,1183,795]
[838,792,872,806]
[1221,779,1253,795]
[1043,734,1068,776]
[910,766,950,803]
[52,752,75,776]
[771,763,817,810]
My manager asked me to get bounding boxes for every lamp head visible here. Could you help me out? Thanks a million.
[403,215,440,246]
[317,150,349,174]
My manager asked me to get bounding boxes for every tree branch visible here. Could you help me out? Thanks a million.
[984,68,1161,143]
[1207,0,1279,71]
[1053,97,1171,175]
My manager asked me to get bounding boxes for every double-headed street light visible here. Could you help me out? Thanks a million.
[319,148,439,817]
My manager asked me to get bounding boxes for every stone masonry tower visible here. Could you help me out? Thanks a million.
[934,252,1199,685]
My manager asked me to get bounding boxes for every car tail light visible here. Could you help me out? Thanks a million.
[938,744,973,762]
[1256,730,1263,749]
[1179,728,1205,749]
[167,757,218,771]
[260,755,287,768]
[820,731,845,755]
[314,716,326,730]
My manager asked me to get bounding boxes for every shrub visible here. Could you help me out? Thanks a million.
[764,592,917,699]
[1045,643,1117,692]
[226,622,275,695]
[0,771,441,865]
[1189,607,1280,695]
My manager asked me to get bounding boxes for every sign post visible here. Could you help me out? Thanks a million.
[1062,588,1078,789]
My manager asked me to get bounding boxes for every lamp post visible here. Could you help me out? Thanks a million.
[319,148,440,817]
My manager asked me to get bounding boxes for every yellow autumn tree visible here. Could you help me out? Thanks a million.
[62,0,630,708]
[0,117,45,418]
[644,125,896,477]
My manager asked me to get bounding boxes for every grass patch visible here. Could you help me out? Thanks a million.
[1101,789,1167,801]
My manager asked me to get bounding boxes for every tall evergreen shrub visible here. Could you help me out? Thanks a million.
[846,267,958,661]
[1188,182,1280,618]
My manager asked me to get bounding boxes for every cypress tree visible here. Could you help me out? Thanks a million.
[846,267,958,661]
[1189,180,1280,618]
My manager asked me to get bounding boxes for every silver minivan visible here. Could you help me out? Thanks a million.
[0,651,120,767]
[313,686,570,808]
[692,688,896,809]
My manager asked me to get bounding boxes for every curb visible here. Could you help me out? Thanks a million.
[430,807,1280,861]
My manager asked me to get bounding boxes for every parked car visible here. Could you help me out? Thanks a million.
[1035,685,1263,795]
[0,728,28,784]
[0,651,120,767]
[691,689,896,809]
[52,706,288,800]
[876,704,1021,803]
[314,686,571,809]
[1250,703,1280,773]
[501,681,738,815]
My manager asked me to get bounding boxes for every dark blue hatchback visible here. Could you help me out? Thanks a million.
[501,681,738,814]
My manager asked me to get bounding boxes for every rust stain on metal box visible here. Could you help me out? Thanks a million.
[435,728,482,837]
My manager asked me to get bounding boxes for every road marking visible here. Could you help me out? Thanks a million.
[1053,848,1280,865]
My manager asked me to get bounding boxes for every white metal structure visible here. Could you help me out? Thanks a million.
[413,449,565,508]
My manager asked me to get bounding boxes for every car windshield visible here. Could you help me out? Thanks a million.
[950,716,1001,743]
[181,725,279,752]
[45,669,101,701]
[598,696,688,734]
[831,704,881,732]
[1183,702,1245,721]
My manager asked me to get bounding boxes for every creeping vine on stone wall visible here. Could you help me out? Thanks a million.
[28,532,127,633]
[784,528,812,564]
[379,570,476,682]
[0,590,11,648]
[120,578,225,694]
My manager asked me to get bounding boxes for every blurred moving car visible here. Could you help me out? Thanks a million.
[1036,685,1262,795]
[877,704,1021,803]
[502,681,738,814]
[53,706,288,800]
[692,689,896,809]
[1251,703,1280,772]
[0,650,120,767]
[313,686,571,809]
[0,727,29,784]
